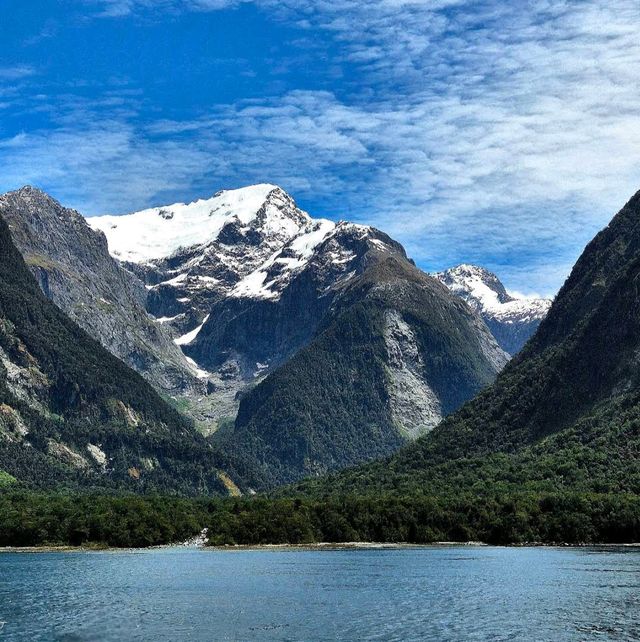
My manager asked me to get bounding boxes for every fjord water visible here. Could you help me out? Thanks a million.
[1,547,639,641]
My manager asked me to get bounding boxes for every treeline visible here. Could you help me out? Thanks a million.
[1,490,640,548]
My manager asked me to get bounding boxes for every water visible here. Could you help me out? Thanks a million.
[0,546,639,641]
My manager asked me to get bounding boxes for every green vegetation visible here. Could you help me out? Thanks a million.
[1,490,639,547]
[0,491,209,547]
[0,470,16,486]
[4,189,640,547]
[284,191,640,500]
[0,215,229,494]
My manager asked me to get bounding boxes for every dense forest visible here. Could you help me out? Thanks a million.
[228,257,504,489]
[1,490,639,547]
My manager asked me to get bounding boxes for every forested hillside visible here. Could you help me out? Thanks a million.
[289,188,640,499]
[0,215,227,494]
[227,256,506,489]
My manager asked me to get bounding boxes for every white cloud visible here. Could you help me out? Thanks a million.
[87,0,245,16]
[0,119,215,214]
[0,65,38,80]
[9,0,640,294]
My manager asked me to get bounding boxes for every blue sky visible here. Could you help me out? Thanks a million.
[2,0,640,295]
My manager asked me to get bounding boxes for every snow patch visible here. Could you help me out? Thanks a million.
[150,272,188,288]
[175,314,210,346]
[185,356,210,379]
[154,314,181,324]
[231,270,279,300]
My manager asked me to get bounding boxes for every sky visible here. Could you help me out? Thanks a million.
[1,1,640,295]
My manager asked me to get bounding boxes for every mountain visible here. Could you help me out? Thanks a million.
[0,187,203,398]
[0,214,228,493]
[435,264,551,354]
[87,184,508,485]
[0,183,510,491]
[89,185,334,425]
[227,255,508,489]
[295,187,640,499]
[89,185,507,440]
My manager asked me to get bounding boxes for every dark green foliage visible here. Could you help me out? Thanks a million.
[230,257,503,489]
[229,298,401,489]
[0,491,211,547]
[283,189,640,502]
[1,490,639,547]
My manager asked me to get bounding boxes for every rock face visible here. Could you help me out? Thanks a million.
[0,187,202,397]
[435,264,552,355]
[383,309,442,440]
[0,214,227,493]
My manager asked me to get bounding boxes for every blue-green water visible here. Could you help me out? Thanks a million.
[0,546,639,641]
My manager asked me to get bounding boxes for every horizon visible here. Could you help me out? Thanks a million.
[2,1,640,296]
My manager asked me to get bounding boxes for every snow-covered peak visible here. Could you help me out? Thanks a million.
[436,264,513,313]
[88,184,306,263]
[435,264,552,323]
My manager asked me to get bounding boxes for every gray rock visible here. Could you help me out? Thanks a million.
[0,187,203,397]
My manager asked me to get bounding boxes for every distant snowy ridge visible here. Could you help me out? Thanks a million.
[435,264,552,354]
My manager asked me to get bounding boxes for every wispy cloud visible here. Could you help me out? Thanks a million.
[5,0,640,294]
[86,0,245,17]
[0,65,38,80]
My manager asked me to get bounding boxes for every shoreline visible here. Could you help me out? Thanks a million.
[3,541,640,553]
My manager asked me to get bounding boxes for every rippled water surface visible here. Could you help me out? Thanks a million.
[1,546,639,641]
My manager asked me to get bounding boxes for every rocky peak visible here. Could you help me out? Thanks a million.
[1,187,90,236]
[88,183,311,264]
[435,264,514,311]
[435,264,552,355]
[0,187,202,397]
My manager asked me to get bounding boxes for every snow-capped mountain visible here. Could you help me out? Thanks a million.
[0,182,510,489]
[89,185,412,426]
[89,185,506,435]
[435,264,552,354]
[90,185,334,337]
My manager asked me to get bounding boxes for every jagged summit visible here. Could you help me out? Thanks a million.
[437,264,514,308]
[435,264,552,355]
[89,184,318,264]
[2,187,84,222]
[12,185,50,197]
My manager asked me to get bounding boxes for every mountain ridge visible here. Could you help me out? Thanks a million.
[0,212,228,493]
[0,186,204,397]
[1,182,536,490]
[88,184,512,438]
